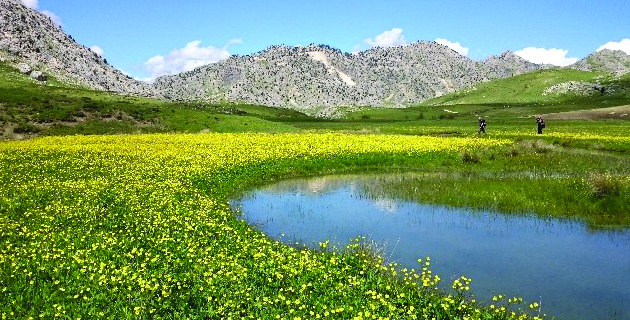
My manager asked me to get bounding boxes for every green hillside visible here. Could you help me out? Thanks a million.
[0,62,312,139]
[423,68,607,105]
[4,61,630,140]
[345,68,630,121]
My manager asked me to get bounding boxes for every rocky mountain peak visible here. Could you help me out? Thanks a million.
[572,49,630,75]
[480,50,543,79]
[153,42,547,115]
[0,0,155,95]
[7,0,628,114]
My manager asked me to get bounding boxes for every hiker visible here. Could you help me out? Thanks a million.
[478,118,486,134]
[536,116,546,134]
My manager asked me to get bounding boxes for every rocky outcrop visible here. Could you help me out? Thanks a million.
[572,49,630,75]
[17,62,31,74]
[543,81,608,96]
[30,70,46,81]
[0,0,155,95]
[154,43,546,112]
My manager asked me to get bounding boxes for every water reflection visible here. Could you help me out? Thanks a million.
[232,174,630,320]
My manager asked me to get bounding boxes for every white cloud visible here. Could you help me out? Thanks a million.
[20,0,63,26]
[143,39,241,80]
[514,47,579,66]
[364,28,407,48]
[435,38,469,56]
[20,0,37,8]
[596,38,630,55]
[89,46,104,57]
[227,38,243,46]
[135,77,154,83]
[41,10,62,26]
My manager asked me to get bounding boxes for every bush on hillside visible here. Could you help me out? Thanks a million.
[13,122,41,134]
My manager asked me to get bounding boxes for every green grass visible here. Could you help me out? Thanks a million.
[2,58,630,319]
[422,68,608,106]
[362,140,630,228]
[343,68,630,121]
[1,133,536,320]
[0,62,311,138]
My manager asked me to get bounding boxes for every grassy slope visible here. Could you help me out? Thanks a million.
[341,68,630,121]
[0,62,314,138]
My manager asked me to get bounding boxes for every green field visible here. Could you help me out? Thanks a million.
[343,68,630,122]
[1,63,630,319]
[0,62,312,139]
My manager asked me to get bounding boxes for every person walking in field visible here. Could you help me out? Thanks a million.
[478,117,486,134]
[536,116,546,134]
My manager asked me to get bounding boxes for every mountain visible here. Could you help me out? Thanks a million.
[3,0,628,114]
[480,51,549,78]
[572,49,630,75]
[153,43,544,114]
[0,0,154,95]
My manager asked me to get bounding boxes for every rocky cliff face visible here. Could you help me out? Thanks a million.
[154,43,544,113]
[0,0,154,95]
[572,49,630,75]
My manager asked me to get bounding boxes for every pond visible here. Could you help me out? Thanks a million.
[231,174,630,320]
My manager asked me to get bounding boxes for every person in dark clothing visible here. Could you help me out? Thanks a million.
[536,117,546,134]
[478,118,486,134]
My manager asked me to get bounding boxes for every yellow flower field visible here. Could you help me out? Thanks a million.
[1,133,537,319]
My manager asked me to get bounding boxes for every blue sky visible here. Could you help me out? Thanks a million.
[22,0,630,81]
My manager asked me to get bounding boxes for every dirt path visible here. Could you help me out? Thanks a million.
[542,105,630,120]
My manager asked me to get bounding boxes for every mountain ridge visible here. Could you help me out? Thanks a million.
[2,0,629,115]
[153,42,545,115]
[0,0,155,95]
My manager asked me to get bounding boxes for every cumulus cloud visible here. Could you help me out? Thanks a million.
[20,0,37,8]
[435,38,469,56]
[364,28,407,48]
[89,46,104,57]
[143,39,241,80]
[514,47,579,66]
[597,38,630,54]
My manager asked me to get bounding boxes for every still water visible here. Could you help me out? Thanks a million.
[231,174,630,320]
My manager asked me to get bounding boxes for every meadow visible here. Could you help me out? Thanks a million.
[1,62,630,319]
[2,128,629,319]
[2,133,547,319]
[0,62,310,139]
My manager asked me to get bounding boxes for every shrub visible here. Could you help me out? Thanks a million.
[529,140,553,153]
[461,150,480,163]
[13,122,41,134]
[508,148,520,157]
[589,173,621,198]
